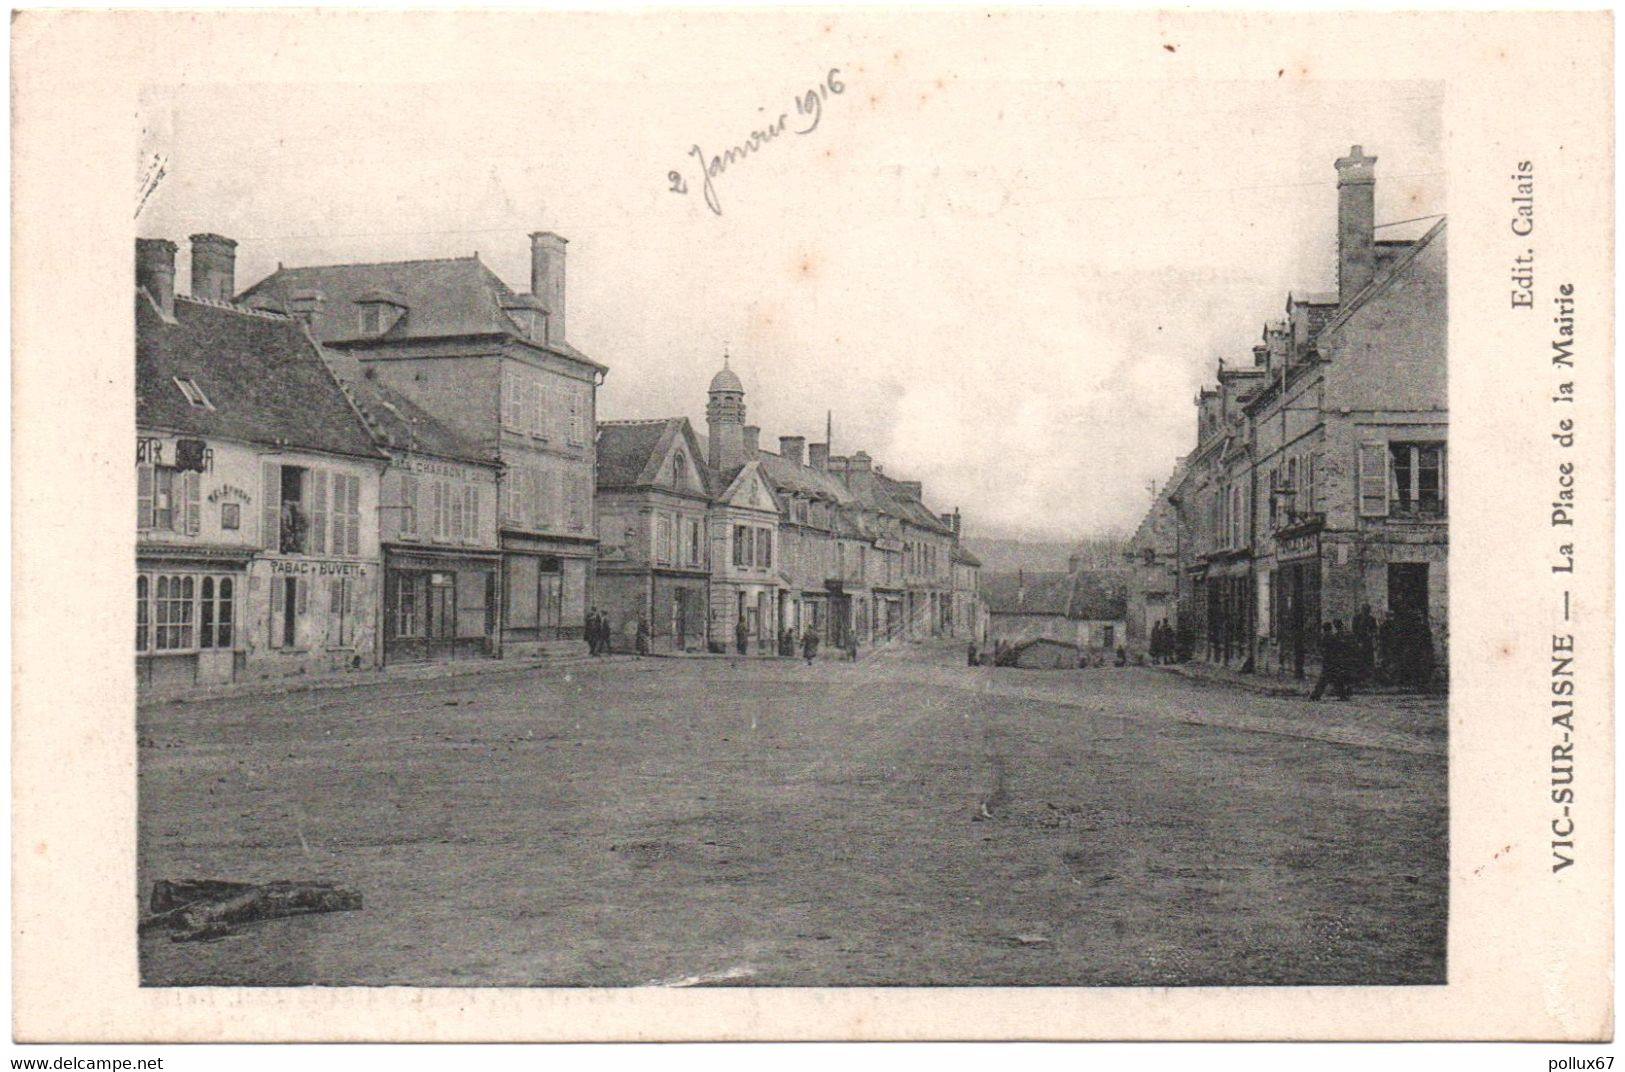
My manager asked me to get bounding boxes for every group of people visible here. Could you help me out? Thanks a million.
[1147,618,1179,664]
[585,607,638,656]
[1310,604,1437,699]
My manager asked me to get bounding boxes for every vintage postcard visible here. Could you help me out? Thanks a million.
[10,7,1613,1043]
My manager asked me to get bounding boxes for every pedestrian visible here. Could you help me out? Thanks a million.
[735,616,749,656]
[1353,604,1377,683]
[1376,611,1394,684]
[587,608,603,655]
[802,625,820,665]
[635,615,649,656]
[1151,619,1167,664]
[1310,621,1351,701]
[846,629,859,662]
[967,640,979,667]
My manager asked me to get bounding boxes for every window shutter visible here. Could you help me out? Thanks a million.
[296,576,308,616]
[137,463,154,530]
[402,474,418,536]
[270,575,285,648]
[330,576,343,614]
[467,486,480,544]
[262,462,280,550]
[183,471,201,534]
[1358,441,1389,517]
[345,475,360,556]
[310,469,329,553]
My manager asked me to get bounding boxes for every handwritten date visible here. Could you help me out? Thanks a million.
[669,68,846,216]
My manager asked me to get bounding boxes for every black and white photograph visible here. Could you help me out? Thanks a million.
[10,6,1612,1048]
[132,71,1450,992]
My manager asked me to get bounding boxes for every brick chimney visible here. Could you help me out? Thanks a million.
[779,436,805,465]
[743,425,760,455]
[288,289,325,329]
[189,233,237,302]
[1335,145,1377,306]
[849,450,872,472]
[136,238,177,318]
[809,442,829,471]
[529,232,568,343]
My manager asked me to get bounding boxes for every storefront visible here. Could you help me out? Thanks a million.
[136,548,254,689]
[501,535,592,653]
[383,548,500,664]
[1276,527,1322,679]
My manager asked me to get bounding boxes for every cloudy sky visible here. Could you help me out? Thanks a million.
[139,17,1441,541]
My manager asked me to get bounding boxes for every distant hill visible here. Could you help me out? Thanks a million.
[959,538,1076,575]
[961,535,1127,575]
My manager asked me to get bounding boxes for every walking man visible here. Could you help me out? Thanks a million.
[802,625,820,665]
[735,615,749,656]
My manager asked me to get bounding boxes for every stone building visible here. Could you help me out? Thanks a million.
[1146,145,1447,684]
[345,376,503,666]
[985,568,1127,663]
[1122,458,1186,659]
[240,231,605,656]
[136,235,386,692]
[594,417,713,653]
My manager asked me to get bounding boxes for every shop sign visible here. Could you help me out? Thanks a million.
[269,559,369,577]
[1279,532,1320,562]
[208,483,253,505]
[402,455,490,482]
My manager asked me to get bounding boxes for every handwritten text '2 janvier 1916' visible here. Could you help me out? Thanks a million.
[669,68,846,216]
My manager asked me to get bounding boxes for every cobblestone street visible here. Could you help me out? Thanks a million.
[139,642,1446,987]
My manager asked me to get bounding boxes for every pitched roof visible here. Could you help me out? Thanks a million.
[597,418,678,489]
[1318,218,1446,342]
[136,292,384,459]
[345,375,495,465]
[752,450,852,505]
[983,571,1073,616]
[1068,569,1130,621]
[952,545,982,567]
[238,254,603,370]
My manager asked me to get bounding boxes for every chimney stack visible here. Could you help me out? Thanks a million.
[189,233,237,302]
[288,289,325,329]
[779,436,805,465]
[809,442,829,471]
[743,425,760,455]
[896,480,923,500]
[529,232,568,343]
[1334,145,1377,306]
[850,450,872,472]
[136,238,177,318]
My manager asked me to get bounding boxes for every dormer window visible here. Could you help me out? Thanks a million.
[356,289,407,337]
[173,376,213,410]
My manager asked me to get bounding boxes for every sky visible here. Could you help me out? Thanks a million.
[138,28,1441,542]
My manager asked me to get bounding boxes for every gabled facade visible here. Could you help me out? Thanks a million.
[136,235,387,692]
[707,459,782,652]
[594,417,712,653]
[240,231,605,656]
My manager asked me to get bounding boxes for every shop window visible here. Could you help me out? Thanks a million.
[153,574,195,651]
[136,576,149,652]
[198,576,235,649]
[270,575,303,649]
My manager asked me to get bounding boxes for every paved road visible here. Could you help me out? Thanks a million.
[139,643,1447,987]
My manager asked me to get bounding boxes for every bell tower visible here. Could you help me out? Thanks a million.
[706,353,747,472]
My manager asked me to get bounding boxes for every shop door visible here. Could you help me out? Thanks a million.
[674,588,689,648]
[1388,563,1429,619]
[426,573,456,657]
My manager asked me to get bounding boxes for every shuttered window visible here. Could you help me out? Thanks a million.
[401,474,419,537]
[310,469,329,554]
[1357,441,1389,517]
[262,462,281,550]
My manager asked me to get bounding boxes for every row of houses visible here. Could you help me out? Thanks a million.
[1122,145,1447,684]
[135,231,985,691]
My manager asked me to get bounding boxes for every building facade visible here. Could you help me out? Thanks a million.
[241,231,605,656]
[346,378,503,665]
[1142,145,1447,685]
[136,236,387,692]
[594,417,713,653]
